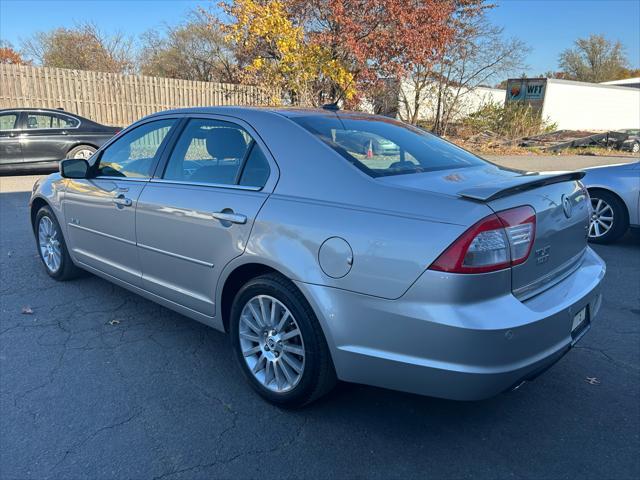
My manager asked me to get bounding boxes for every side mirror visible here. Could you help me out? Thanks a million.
[59,158,89,179]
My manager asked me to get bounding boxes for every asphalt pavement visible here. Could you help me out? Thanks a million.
[1,165,638,480]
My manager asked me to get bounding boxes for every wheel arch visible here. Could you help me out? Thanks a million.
[217,260,334,349]
[219,262,280,333]
[30,196,50,232]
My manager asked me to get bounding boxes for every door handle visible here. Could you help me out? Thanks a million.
[112,194,132,207]
[210,211,247,224]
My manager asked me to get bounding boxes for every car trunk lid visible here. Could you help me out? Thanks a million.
[483,176,590,299]
[378,165,590,299]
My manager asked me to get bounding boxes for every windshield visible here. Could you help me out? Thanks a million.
[291,114,487,177]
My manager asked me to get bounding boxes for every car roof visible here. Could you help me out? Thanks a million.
[0,107,106,126]
[0,107,74,114]
[144,105,380,121]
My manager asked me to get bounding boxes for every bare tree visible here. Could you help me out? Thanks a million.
[22,22,134,73]
[559,34,628,83]
[139,10,239,83]
[399,13,528,134]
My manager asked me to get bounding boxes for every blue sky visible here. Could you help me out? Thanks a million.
[1,0,639,76]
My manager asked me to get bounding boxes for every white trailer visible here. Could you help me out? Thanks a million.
[396,80,505,122]
[506,78,640,131]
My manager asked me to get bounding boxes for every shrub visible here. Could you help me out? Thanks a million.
[464,101,556,140]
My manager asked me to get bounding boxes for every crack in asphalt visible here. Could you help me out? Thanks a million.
[574,345,640,374]
[151,416,309,480]
[50,409,144,473]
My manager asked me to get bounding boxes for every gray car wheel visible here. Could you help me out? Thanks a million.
[588,190,628,244]
[67,145,97,160]
[35,206,81,280]
[230,273,336,407]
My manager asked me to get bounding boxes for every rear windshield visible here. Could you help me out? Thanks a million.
[291,114,486,177]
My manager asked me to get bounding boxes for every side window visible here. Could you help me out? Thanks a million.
[0,113,18,131]
[96,119,176,178]
[52,114,79,128]
[25,113,79,129]
[239,146,270,187]
[163,118,260,186]
[26,114,54,129]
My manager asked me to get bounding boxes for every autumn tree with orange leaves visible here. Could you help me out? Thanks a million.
[0,41,29,65]
[221,0,487,106]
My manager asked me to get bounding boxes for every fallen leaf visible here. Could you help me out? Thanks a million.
[108,319,121,326]
[21,306,33,315]
[585,377,600,385]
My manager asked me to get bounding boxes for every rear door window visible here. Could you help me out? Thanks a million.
[163,118,270,187]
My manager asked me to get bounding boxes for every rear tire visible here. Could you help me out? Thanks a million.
[67,145,96,160]
[230,273,336,407]
[35,206,81,280]
[588,190,628,244]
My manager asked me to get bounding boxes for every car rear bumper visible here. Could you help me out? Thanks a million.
[297,247,605,400]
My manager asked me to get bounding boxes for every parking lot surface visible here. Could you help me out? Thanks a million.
[1,166,639,480]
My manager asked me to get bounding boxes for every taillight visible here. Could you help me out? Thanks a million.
[429,206,536,274]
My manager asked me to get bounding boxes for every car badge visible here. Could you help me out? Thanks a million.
[562,195,573,219]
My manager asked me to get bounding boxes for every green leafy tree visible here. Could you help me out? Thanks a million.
[558,34,628,83]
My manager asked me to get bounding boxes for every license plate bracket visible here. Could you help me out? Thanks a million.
[571,305,590,342]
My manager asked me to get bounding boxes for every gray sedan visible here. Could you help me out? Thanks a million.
[29,107,605,407]
[581,161,640,244]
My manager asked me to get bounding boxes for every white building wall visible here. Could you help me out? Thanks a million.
[542,79,640,130]
[398,80,505,122]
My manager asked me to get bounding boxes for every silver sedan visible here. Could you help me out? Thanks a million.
[581,161,640,244]
[29,107,605,407]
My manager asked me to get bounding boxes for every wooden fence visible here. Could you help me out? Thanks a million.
[0,64,276,126]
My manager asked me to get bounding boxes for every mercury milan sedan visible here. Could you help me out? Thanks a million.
[29,107,605,407]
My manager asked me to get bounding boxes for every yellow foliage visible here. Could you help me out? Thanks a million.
[224,0,355,105]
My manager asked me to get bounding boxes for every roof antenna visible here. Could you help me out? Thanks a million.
[321,76,357,111]
[322,101,341,111]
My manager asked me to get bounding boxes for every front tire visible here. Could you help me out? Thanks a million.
[230,273,336,407]
[588,190,628,244]
[35,206,81,280]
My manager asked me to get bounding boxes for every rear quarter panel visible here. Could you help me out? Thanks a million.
[242,194,480,299]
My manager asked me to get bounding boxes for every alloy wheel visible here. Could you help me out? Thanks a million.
[238,295,305,393]
[73,149,94,160]
[38,216,62,273]
[589,197,614,239]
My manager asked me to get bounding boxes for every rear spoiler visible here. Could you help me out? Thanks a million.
[458,171,585,202]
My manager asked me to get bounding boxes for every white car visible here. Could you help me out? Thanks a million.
[582,161,640,243]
